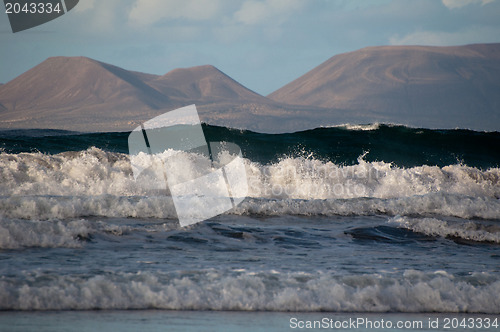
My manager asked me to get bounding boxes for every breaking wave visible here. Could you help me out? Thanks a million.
[390,216,500,244]
[0,217,177,249]
[0,269,498,312]
[0,148,499,220]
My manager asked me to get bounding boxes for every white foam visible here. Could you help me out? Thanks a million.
[233,194,500,220]
[0,219,91,249]
[0,148,138,196]
[1,148,499,220]
[1,270,498,312]
[243,157,500,200]
[343,123,382,131]
[0,195,177,220]
[1,192,498,221]
[322,123,382,131]
[0,217,179,248]
[390,216,500,243]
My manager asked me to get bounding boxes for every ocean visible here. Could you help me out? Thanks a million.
[0,124,499,330]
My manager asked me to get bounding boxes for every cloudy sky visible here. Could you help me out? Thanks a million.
[1,0,500,95]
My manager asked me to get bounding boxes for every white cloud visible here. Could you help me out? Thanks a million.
[234,0,304,25]
[128,0,223,26]
[442,0,495,9]
[389,26,500,46]
[70,0,126,32]
[74,0,95,12]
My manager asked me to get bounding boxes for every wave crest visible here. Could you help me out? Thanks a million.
[390,216,500,244]
[1,270,498,312]
[1,148,499,220]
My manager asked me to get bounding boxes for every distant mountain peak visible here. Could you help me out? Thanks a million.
[151,64,266,102]
[162,64,220,76]
[268,43,500,130]
[1,45,499,133]
[0,56,278,132]
[0,56,169,113]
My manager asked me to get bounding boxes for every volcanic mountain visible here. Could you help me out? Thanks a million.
[1,44,500,132]
[269,43,500,130]
[0,56,170,109]
[0,57,291,132]
[148,65,268,103]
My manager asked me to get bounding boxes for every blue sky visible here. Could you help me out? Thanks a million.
[1,0,500,95]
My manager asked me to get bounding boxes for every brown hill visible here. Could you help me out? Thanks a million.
[0,56,170,110]
[0,57,176,130]
[149,65,268,103]
[0,57,293,132]
[2,45,499,133]
[268,43,500,130]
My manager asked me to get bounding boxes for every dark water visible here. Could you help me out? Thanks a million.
[0,124,499,313]
[1,123,499,168]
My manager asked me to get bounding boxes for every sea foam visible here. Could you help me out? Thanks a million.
[0,269,498,312]
[1,148,499,220]
[390,216,500,244]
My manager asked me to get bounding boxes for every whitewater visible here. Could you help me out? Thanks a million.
[0,125,499,314]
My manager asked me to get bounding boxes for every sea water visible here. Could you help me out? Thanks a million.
[0,124,499,330]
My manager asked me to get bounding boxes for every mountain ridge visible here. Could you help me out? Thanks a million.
[0,56,169,111]
[0,56,294,131]
[148,64,270,103]
[268,43,500,130]
[1,43,499,132]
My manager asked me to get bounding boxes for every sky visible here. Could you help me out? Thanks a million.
[1,0,500,95]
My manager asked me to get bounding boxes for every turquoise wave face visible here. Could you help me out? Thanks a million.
[1,124,499,168]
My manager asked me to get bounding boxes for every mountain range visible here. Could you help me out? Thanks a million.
[0,43,499,132]
[270,43,500,130]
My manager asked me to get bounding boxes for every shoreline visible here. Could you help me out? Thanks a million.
[2,311,499,331]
